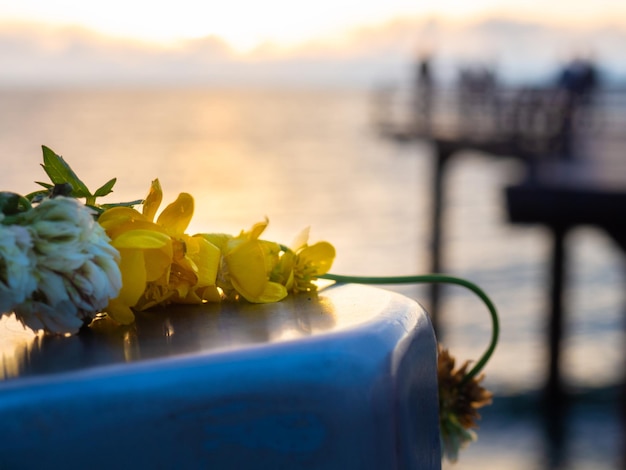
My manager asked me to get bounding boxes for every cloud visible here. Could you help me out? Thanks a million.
[349,15,626,85]
[0,22,241,85]
[0,16,624,88]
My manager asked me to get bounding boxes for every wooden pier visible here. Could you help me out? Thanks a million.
[376,82,626,406]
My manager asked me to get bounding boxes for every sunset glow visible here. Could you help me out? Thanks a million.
[0,0,625,87]
[2,0,626,52]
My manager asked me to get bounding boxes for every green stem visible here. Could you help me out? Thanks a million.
[320,273,499,384]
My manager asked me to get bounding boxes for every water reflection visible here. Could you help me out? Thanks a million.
[0,290,345,381]
[0,315,42,380]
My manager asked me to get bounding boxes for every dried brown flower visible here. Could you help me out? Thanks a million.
[438,344,493,461]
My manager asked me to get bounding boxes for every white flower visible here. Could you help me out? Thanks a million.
[14,267,83,334]
[14,299,82,335]
[24,197,93,271]
[12,197,122,335]
[0,224,37,313]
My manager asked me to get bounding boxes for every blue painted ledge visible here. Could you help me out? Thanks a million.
[0,284,441,469]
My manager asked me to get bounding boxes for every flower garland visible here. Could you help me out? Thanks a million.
[0,146,499,462]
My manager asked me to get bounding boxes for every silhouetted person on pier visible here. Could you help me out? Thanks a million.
[556,57,599,158]
[413,55,433,133]
[457,65,497,137]
[558,58,598,99]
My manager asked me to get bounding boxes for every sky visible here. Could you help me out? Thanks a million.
[1,0,625,87]
[3,0,626,50]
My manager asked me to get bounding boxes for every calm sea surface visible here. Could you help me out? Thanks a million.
[0,87,623,468]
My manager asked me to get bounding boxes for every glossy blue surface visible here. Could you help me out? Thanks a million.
[0,284,440,469]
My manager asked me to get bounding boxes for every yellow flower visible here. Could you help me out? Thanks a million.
[98,180,221,324]
[98,208,172,324]
[272,227,335,294]
[140,182,221,307]
[201,219,287,303]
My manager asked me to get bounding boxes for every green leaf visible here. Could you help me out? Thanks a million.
[99,199,144,210]
[41,145,92,198]
[25,189,50,202]
[35,181,54,189]
[94,178,117,198]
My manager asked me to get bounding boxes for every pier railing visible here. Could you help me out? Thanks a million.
[375,80,626,408]
[374,84,626,161]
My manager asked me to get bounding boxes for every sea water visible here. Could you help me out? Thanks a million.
[0,86,623,468]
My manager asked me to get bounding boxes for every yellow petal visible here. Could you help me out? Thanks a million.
[189,235,220,287]
[226,240,268,301]
[199,233,231,251]
[143,247,174,282]
[142,179,163,221]
[105,219,167,241]
[290,226,310,252]
[270,250,295,287]
[261,240,281,273]
[115,248,147,309]
[285,271,294,290]
[156,193,194,236]
[253,281,288,304]
[112,229,171,250]
[98,207,148,230]
[105,298,137,325]
[247,218,269,240]
[199,286,223,302]
[111,230,172,283]
[178,285,222,304]
[300,242,336,275]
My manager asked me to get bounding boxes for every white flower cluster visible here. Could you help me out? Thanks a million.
[0,197,122,334]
